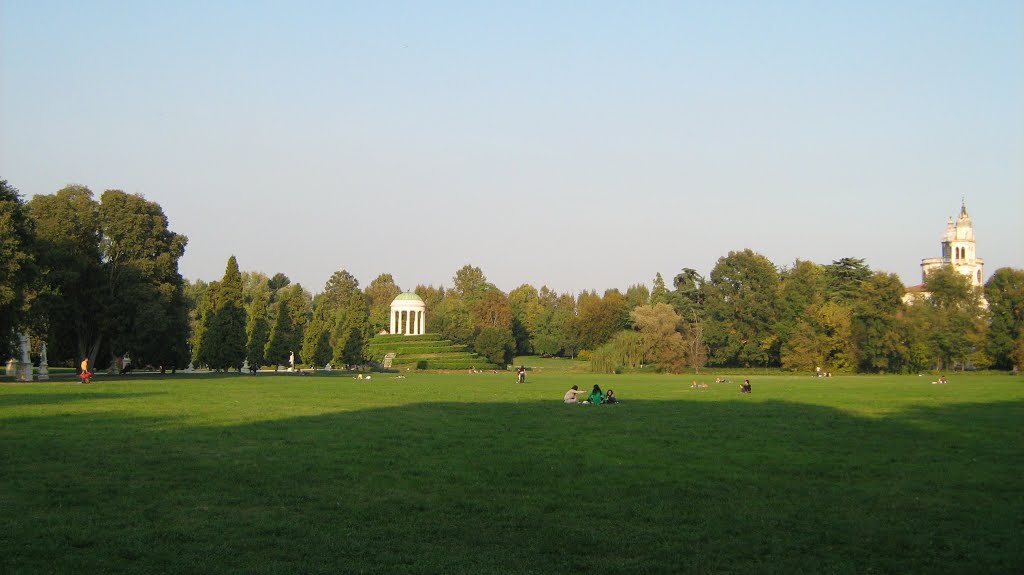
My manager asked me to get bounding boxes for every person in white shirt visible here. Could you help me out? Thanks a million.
[563,385,587,404]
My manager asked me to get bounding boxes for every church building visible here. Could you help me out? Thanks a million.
[920,202,984,287]
[905,202,985,301]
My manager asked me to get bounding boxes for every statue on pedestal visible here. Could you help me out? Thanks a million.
[37,343,50,381]
[15,333,33,382]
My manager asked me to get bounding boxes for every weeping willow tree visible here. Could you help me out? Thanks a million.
[591,331,645,373]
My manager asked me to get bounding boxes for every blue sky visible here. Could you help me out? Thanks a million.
[2,1,1021,294]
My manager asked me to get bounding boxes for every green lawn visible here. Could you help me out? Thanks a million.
[2,369,1022,574]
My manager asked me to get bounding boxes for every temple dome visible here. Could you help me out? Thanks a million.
[392,292,423,303]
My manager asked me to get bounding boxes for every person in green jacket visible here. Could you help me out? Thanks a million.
[585,384,604,404]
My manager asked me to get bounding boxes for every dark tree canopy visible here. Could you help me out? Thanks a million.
[27,186,188,369]
[0,180,38,358]
[984,268,1024,370]
[704,249,781,367]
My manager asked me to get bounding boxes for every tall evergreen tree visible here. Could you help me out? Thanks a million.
[331,291,370,366]
[824,257,872,303]
[265,298,296,369]
[242,272,272,369]
[650,273,669,306]
[198,256,247,370]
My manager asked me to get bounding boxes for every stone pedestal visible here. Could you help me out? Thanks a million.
[37,343,50,381]
[15,361,32,382]
[14,333,33,381]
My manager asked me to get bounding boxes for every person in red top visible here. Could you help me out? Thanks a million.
[80,357,92,384]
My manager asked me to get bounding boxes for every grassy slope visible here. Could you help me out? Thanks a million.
[1,370,1022,574]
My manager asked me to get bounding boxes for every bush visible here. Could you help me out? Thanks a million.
[475,327,515,366]
[416,360,428,370]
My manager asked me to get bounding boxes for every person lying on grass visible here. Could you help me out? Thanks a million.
[564,385,587,404]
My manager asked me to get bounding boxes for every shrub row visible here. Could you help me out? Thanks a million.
[391,353,478,364]
[370,334,442,343]
[367,344,467,356]
[412,360,503,370]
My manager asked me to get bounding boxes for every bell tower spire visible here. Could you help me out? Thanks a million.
[921,201,984,287]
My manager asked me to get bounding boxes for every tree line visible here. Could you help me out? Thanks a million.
[3,180,1023,373]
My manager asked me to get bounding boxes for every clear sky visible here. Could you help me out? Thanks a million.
[2,1,1022,295]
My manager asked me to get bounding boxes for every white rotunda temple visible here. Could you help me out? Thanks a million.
[390,292,426,336]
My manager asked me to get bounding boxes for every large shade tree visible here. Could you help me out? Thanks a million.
[27,186,188,369]
[0,179,38,358]
[983,268,1024,370]
[704,249,781,367]
[365,273,402,334]
[904,265,987,370]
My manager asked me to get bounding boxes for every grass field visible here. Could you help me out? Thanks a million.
[2,367,1022,574]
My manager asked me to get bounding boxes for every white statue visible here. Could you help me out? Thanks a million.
[15,333,32,381]
[18,333,30,363]
[37,343,50,381]
[288,351,295,372]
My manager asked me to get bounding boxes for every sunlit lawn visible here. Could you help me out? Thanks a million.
[2,367,1022,574]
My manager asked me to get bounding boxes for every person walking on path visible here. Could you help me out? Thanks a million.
[79,357,93,384]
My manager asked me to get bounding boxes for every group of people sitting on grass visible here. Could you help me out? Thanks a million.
[564,384,618,405]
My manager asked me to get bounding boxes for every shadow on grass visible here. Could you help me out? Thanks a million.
[1,398,1021,574]
[0,391,167,407]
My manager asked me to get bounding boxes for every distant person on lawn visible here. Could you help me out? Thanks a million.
[585,384,604,404]
[564,385,587,404]
[79,357,92,384]
[604,389,619,404]
[740,379,751,393]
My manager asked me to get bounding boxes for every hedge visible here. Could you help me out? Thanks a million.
[367,344,467,356]
[414,360,503,370]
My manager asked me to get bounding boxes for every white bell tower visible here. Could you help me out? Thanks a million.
[921,201,984,287]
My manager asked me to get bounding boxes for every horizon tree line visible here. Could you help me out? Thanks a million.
[4,179,1023,373]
